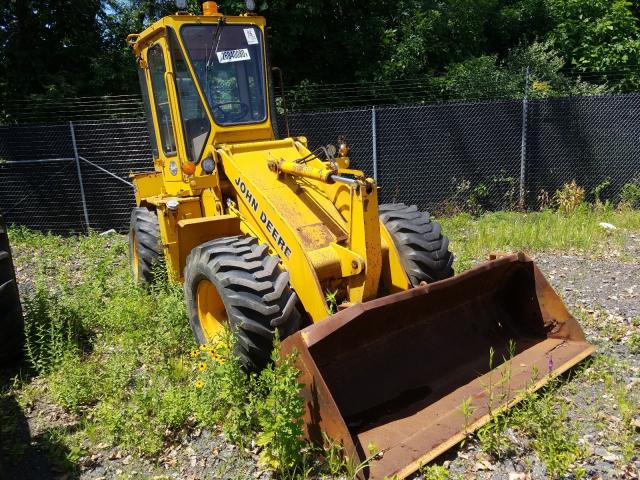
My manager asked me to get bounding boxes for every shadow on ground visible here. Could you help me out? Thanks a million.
[0,360,79,480]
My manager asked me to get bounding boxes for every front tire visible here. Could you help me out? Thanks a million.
[379,203,454,285]
[0,216,24,364]
[184,236,301,371]
[129,207,163,285]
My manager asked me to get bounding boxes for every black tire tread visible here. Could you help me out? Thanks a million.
[184,235,300,371]
[380,203,454,286]
[0,216,24,364]
[129,207,162,285]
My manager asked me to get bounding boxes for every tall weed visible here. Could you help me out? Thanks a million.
[256,343,305,472]
[191,333,306,474]
[513,388,584,477]
[23,282,87,374]
[619,176,640,208]
[553,180,585,214]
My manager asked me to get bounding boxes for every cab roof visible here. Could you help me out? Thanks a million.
[128,13,266,57]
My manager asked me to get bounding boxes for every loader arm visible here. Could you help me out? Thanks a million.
[216,138,383,321]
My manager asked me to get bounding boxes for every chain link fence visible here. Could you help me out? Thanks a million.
[1,92,639,233]
[282,93,640,214]
[282,100,525,213]
[526,94,640,207]
[0,121,150,234]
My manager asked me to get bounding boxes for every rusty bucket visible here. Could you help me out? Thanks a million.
[281,253,595,479]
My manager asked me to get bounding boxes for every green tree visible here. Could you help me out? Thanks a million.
[425,41,607,101]
[0,0,103,99]
[95,0,183,95]
[376,0,551,81]
[546,0,640,77]
[2,0,640,106]
[260,0,395,84]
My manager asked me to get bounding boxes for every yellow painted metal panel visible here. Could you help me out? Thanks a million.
[156,197,202,282]
[218,145,332,321]
[380,222,411,293]
[131,172,163,205]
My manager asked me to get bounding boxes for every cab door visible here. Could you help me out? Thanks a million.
[144,39,183,184]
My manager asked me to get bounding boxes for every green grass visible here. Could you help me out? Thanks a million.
[440,207,640,270]
[7,229,196,461]
[481,386,586,478]
[471,351,639,479]
[4,229,309,477]
[2,207,639,477]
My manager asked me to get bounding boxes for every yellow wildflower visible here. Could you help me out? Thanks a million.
[195,380,204,389]
[208,351,225,364]
[198,362,207,372]
[199,344,207,351]
[190,349,199,358]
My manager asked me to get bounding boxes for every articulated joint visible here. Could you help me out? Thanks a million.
[307,243,365,281]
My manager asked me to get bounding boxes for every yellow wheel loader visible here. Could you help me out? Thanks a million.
[127,2,595,478]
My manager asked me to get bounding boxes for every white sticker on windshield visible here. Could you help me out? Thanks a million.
[216,48,251,63]
[244,28,259,45]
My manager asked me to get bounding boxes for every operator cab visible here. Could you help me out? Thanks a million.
[130,2,274,179]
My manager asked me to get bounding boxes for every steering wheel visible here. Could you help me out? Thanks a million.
[212,102,250,123]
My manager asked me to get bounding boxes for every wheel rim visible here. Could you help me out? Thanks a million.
[196,279,227,341]
[131,233,139,282]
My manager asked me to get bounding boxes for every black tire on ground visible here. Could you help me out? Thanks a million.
[129,207,163,285]
[379,203,454,286]
[184,236,301,371]
[0,216,24,364]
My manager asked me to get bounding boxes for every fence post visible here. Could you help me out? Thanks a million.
[519,67,530,210]
[372,106,378,181]
[70,121,90,232]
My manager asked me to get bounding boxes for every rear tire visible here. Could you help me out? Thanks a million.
[184,236,301,371]
[379,203,454,286]
[129,207,163,285]
[0,216,24,364]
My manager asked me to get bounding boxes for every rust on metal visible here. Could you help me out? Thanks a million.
[281,253,595,480]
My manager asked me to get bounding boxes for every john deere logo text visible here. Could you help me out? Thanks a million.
[234,177,292,258]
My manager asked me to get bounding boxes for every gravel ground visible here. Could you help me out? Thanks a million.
[425,250,640,480]
[4,244,639,480]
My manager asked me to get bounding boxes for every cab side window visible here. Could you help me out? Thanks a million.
[137,68,159,159]
[169,29,211,163]
[148,44,176,155]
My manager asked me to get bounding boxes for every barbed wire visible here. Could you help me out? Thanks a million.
[280,70,640,111]
[2,69,639,124]
[1,95,144,124]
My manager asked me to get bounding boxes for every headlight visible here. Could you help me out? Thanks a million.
[202,156,216,175]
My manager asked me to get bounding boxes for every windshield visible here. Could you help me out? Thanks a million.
[181,24,267,126]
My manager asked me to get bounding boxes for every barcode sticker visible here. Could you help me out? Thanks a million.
[216,49,251,63]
